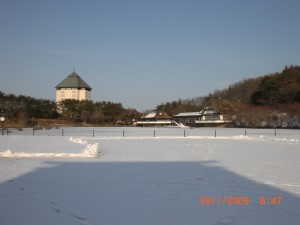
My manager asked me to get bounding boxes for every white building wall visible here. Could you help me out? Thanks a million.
[56,88,91,102]
[78,89,91,101]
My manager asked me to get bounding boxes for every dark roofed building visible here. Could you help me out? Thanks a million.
[201,98,237,115]
[136,110,172,126]
[55,72,92,102]
[173,98,237,127]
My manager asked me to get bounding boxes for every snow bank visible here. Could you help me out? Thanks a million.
[82,143,99,157]
[0,143,100,158]
[259,135,299,143]
[0,149,14,157]
[69,137,87,145]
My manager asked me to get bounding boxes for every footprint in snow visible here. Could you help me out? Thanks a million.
[51,206,61,214]
[70,213,87,221]
[50,201,61,214]
[48,201,89,223]
[50,201,59,205]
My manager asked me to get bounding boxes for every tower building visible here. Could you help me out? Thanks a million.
[55,72,92,102]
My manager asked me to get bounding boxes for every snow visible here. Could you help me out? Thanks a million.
[0,136,99,158]
[143,112,157,118]
[0,127,300,225]
[69,137,88,145]
[0,143,99,158]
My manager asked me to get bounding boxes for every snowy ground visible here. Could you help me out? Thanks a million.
[0,127,300,225]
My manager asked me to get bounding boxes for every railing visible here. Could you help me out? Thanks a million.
[2,127,299,139]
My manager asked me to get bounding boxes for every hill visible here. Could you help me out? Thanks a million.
[157,65,300,128]
[213,65,300,106]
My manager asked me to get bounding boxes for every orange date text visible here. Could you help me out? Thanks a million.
[200,196,282,206]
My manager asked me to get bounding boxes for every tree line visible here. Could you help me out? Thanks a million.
[155,97,205,118]
[212,65,300,106]
[57,99,140,124]
[0,92,140,126]
[1,65,300,128]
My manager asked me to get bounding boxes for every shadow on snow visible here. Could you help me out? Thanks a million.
[0,160,300,225]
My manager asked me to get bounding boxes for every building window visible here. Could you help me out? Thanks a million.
[205,115,220,121]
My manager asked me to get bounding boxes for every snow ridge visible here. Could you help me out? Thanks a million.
[69,137,87,145]
[259,135,299,143]
[0,143,100,158]
[82,143,99,157]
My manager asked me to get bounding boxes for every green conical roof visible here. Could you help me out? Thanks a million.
[55,72,92,90]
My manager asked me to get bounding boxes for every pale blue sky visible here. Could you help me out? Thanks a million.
[1,0,299,111]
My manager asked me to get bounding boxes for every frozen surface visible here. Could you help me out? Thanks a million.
[0,127,300,225]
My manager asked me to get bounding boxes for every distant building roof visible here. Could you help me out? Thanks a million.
[201,98,237,114]
[142,110,171,119]
[173,112,201,117]
[173,98,238,118]
[143,112,157,119]
[55,72,92,90]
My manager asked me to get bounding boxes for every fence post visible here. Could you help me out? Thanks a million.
[62,129,64,136]
[275,129,277,137]
[33,128,35,136]
[245,130,247,136]
[184,130,186,137]
[214,129,216,137]
[93,130,94,137]
[123,130,125,137]
[154,130,156,137]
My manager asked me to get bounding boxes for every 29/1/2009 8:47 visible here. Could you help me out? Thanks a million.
[200,196,282,205]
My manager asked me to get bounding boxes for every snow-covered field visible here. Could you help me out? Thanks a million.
[0,127,299,225]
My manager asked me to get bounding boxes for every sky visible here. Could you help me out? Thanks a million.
[0,0,300,111]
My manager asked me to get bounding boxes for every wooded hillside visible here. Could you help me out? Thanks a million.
[158,65,300,127]
[213,65,300,106]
